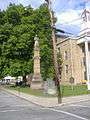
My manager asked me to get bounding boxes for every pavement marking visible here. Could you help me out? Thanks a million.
[14,105,34,107]
[70,104,90,108]
[0,109,24,113]
[0,105,10,108]
[42,108,88,120]
[0,105,31,108]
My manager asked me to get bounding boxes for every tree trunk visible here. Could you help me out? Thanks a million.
[23,75,27,86]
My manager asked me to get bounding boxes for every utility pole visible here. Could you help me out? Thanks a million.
[45,0,62,103]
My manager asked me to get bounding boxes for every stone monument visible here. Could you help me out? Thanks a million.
[31,35,42,89]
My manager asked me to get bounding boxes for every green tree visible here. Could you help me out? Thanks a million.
[4,4,21,25]
[0,3,62,83]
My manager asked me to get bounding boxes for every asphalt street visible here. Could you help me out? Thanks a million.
[0,89,90,120]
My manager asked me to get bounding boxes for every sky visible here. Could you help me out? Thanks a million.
[0,0,90,35]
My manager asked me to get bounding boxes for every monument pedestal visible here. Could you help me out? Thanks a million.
[31,74,42,89]
[31,81,42,89]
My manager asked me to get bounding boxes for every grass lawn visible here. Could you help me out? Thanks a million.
[61,85,90,97]
[6,85,44,96]
[5,84,90,97]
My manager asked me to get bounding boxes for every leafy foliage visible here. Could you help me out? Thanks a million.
[0,3,62,81]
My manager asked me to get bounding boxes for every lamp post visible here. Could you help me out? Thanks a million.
[45,0,62,103]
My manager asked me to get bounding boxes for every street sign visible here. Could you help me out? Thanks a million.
[47,79,56,95]
[43,79,56,95]
[43,81,48,94]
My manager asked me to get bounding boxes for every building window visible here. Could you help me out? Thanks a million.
[88,46,90,51]
[57,47,60,53]
[64,51,68,60]
[83,57,86,66]
[82,46,85,53]
[88,14,90,21]
[65,65,68,74]
[84,71,87,80]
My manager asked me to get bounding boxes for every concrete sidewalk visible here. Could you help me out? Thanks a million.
[1,87,90,107]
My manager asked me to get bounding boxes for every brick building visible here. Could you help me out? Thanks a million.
[56,8,90,85]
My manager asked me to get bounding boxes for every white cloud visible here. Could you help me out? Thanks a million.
[56,9,82,27]
[17,0,44,8]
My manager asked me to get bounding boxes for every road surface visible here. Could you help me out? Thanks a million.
[0,89,90,120]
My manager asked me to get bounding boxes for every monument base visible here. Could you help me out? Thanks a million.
[31,80,42,89]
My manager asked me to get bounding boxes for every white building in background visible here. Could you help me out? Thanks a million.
[3,76,15,84]
[2,76,23,84]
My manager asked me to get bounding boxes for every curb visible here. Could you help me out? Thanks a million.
[2,88,45,108]
[1,87,90,108]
